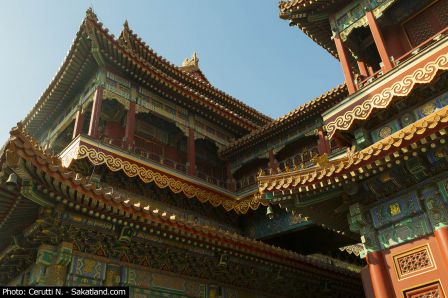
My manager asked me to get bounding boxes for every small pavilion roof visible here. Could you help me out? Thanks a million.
[117,20,272,126]
[23,9,271,137]
[220,84,348,157]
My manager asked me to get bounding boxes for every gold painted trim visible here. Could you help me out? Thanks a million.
[59,136,82,168]
[74,144,264,214]
[259,104,448,192]
[325,52,448,138]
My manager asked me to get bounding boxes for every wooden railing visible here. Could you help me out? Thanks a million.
[395,27,448,65]
[356,27,448,90]
[99,135,262,191]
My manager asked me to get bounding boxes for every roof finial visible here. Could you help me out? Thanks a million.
[123,20,130,30]
[182,52,199,68]
[85,7,98,22]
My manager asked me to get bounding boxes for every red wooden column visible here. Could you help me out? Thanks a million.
[88,86,104,139]
[366,251,395,298]
[334,34,356,94]
[357,59,369,77]
[317,128,331,155]
[366,11,393,72]
[435,227,448,269]
[72,107,84,139]
[187,128,196,176]
[124,102,136,150]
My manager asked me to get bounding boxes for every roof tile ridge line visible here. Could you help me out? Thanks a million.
[121,21,273,124]
[93,20,260,130]
[8,127,356,276]
[99,18,257,129]
[22,11,91,128]
[220,83,348,155]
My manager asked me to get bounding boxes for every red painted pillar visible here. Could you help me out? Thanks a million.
[124,102,136,150]
[317,128,330,155]
[366,251,395,298]
[187,128,196,176]
[88,87,104,139]
[357,59,369,77]
[72,107,84,139]
[334,34,356,94]
[435,227,448,269]
[366,11,393,72]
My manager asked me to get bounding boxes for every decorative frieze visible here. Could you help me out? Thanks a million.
[370,191,421,229]
[422,185,448,230]
[30,242,73,286]
[350,180,448,254]
[378,214,432,249]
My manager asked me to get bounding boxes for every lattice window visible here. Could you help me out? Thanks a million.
[393,245,435,279]
[403,0,448,47]
[398,249,431,274]
[405,282,444,298]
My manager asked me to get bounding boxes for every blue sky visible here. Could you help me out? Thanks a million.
[0,1,343,142]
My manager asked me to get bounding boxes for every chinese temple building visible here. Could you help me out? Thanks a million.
[0,1,446,297]
[258,0,448,297]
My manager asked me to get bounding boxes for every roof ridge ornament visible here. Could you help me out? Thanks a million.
[181,52,200,70]
[119,20,135,53]
[85,7,98,22]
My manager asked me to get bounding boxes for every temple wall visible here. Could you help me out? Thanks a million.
[351,175,448,297]
[382,234,448,297]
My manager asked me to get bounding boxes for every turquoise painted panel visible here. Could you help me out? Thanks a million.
[399,112,416,127]
[378,214,432,249]
[68,256,107,281]
[130,287,190,298]
[244,208,311,239]
[370,120,401,142]
[66,274,102,286]
[370,191,421,229]
[415,99,438,120]
[120,267,152,288]
[437,177,448,204]
[436,91,448,108]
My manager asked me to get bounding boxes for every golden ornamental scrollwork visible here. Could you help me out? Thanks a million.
[259,105,448,193]
[76,145,262,214]
[326,52,448,138]
[60,145,80,168]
